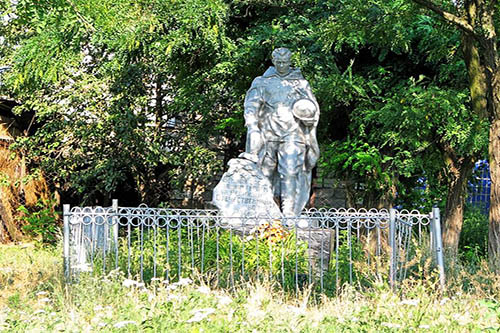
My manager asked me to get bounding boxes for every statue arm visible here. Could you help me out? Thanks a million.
[243,79,264,131]
[243,78,265,158]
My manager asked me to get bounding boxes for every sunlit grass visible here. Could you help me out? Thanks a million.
[0,243,499,332]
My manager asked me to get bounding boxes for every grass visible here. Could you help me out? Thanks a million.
[1,243,499,332]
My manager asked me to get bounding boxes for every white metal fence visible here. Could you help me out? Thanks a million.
[63,201,445,294]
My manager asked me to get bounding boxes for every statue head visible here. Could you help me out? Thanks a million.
[271,48,292,76]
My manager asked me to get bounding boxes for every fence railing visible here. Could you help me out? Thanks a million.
[467,160,491,214]
[63,201,445,294]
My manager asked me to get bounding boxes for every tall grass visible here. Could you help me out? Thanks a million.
[1,242,499,332]
[80,225,377,297]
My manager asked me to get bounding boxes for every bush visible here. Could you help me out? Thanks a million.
[115,224,310,291]
[459,205,488,264]
[17,198,60,244]
[79,222,372,296]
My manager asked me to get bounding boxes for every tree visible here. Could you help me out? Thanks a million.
[0,0,236,206]
[319,0,489,257]
[408,0,500,268]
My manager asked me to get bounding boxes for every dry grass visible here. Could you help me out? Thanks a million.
[0,126,52,243]
[0,243,62,306]
[0,243,499,332]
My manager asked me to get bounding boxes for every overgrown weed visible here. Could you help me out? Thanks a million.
[1,243,500,332]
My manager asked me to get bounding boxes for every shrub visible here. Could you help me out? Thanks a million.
[459,205,488,265]
[17,198,60,244]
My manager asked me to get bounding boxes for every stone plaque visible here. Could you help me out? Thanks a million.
[212,158,281,224]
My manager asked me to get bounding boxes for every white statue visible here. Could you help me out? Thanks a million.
[241,48,320,216]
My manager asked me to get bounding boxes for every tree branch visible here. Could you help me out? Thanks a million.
[66,0,96,32]
[411,0,477,37]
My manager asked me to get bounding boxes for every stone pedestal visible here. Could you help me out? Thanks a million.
[212,158,281,223]
[297,228,333,274]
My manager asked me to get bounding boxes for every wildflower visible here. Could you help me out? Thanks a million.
[401,298,418,306]
[217,295,232,306]
[186,308,215,323]
[69,310,77,322]
[226,309,235,321]
[54,323,65,331]
[122,279,143,288]
[287,305,305,316]
[196,286,211,294]
[166,284,178,291]
[167,294,186,302]
[453,312,471,325]
[122,279,137,287]
[113,320,137,328]
[382,322,402,328]
[36,291,48,296]
[440,297,450,305]
[250,220,288,244]
[177,278,192,286]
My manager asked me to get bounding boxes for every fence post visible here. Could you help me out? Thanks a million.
[389,208,397,290]
[112,199,119,247]
[431,207,446,290]
[63,204,70,282]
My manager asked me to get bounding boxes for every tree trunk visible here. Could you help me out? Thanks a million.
[344,179,357,209]
[462,34,488,120]
[488,89,500,269]
[442,155,474,257]
[480,17,500,269]
[0,197,23,242]
[456,24,486,260]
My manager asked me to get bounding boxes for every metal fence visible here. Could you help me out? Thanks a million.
[467,160,491,214]
[63,201,445,294]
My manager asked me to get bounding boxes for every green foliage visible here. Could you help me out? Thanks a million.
[459,206,488,264]
[111,225,310,292]
[321,139,392,194]
[17,199,60,244]
[87,224,374,296]
[1,0,234,205]
[321,0,418,54]
[0,0,493,257]
[322,230,368,295]
[317,0,487,211]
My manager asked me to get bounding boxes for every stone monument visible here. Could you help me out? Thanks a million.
[212,158,281,224]
[213,47,319,220]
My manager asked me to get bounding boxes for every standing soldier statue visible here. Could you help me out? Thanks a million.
[240,48,320,216]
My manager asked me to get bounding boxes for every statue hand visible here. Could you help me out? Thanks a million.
[246,128,264,155]
[305,146,319,171]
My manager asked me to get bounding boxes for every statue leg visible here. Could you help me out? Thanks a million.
[277,141,306,216]
[280,174,297,216]
[261,141,280,200]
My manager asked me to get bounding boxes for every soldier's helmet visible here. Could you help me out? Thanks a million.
[292,99,317,126]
